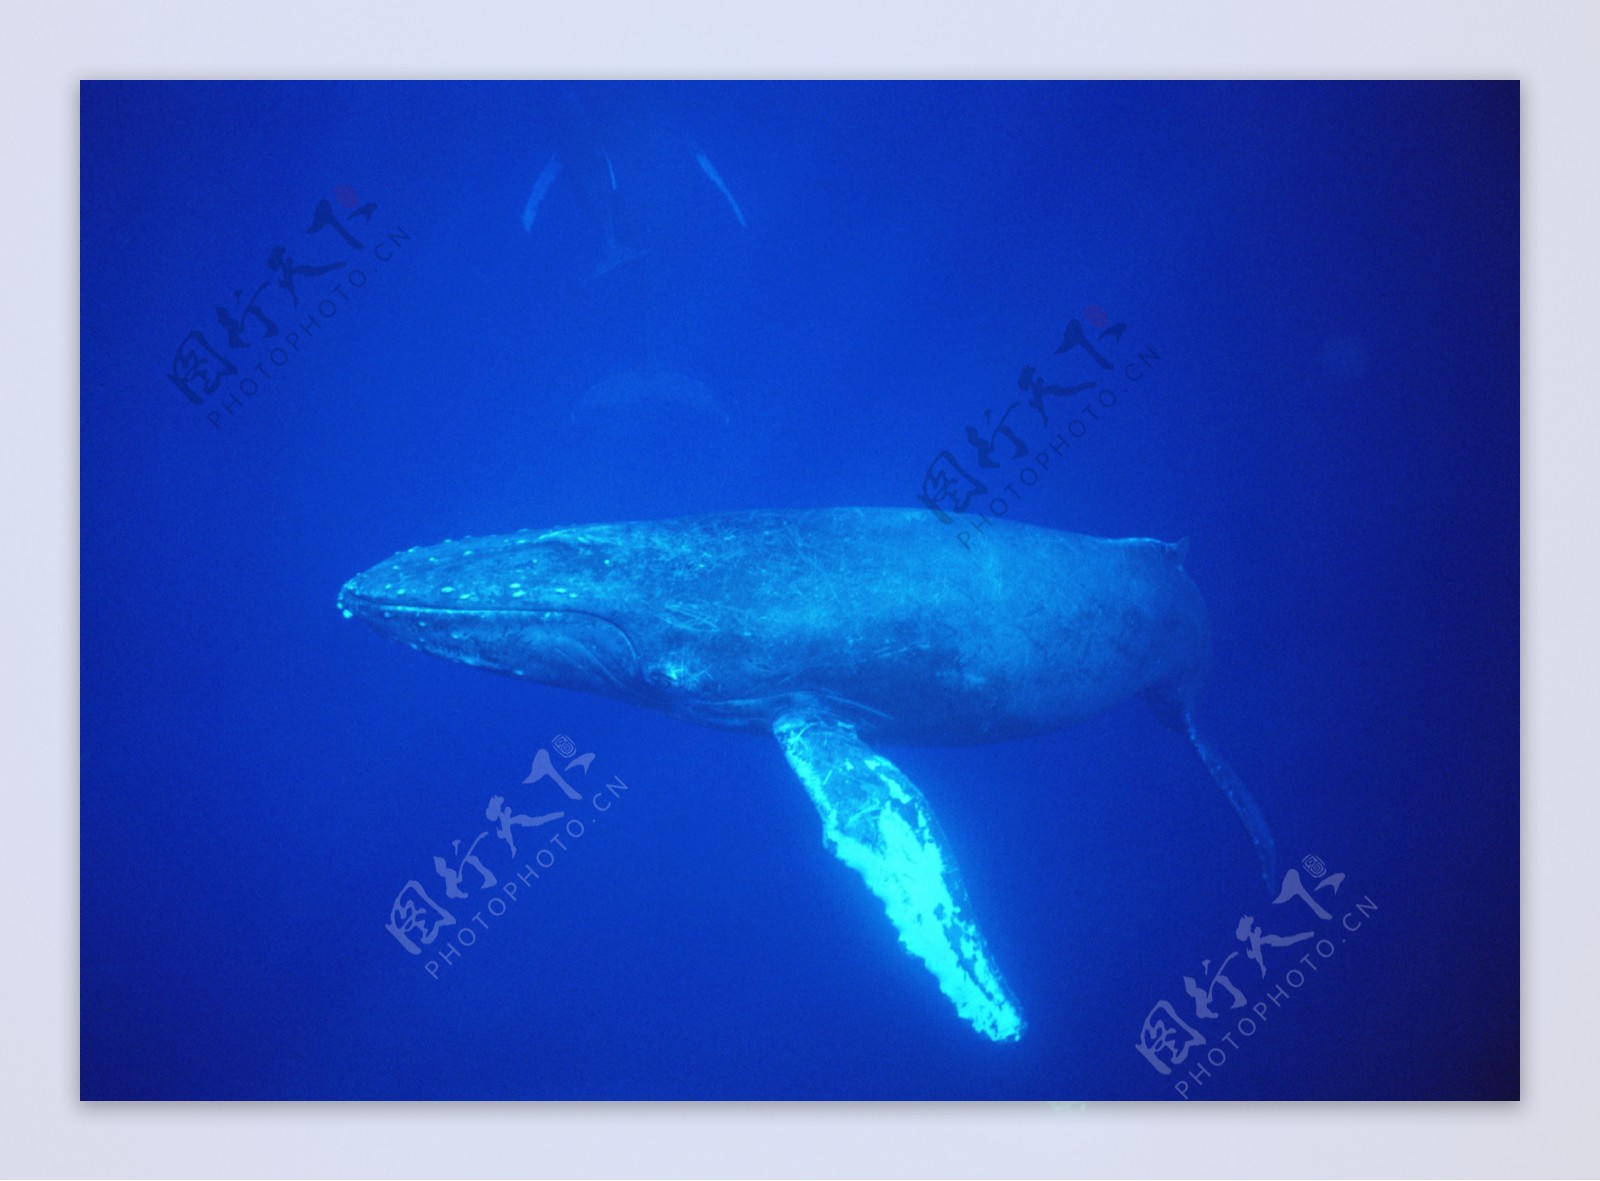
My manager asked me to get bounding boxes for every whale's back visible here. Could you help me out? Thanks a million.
[600,508,1211,744]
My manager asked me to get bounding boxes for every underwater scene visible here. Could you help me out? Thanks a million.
[80,80,1519,1100]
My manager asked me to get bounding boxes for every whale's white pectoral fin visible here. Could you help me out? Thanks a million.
[690,144,747,228]
[773,710,1025,1042]
[521,154,562,233]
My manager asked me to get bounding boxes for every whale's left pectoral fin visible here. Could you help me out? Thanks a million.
[773,710,1026,1042]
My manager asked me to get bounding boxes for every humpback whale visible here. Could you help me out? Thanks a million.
[339,507,1274,1042]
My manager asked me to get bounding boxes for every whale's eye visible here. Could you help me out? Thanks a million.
[648,661,684,686]
[647,658,704,691]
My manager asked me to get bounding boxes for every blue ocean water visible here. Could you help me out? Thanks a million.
[80,80,1519,1100]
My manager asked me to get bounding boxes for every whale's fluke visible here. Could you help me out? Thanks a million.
[1185,714,1277,891]
[774,708,1025,1043]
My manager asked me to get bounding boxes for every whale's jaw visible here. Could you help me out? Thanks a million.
[337,530,645,696]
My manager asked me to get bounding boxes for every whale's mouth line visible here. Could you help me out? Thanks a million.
[346,601,600,619]
[339,595,644,666]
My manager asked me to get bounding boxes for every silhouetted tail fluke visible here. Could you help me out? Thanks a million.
[1185,713,1278,892]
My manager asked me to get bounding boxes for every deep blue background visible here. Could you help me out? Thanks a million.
[80,81,1519,1099]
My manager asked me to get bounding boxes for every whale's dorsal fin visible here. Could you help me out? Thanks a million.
[773,709,1025,1042]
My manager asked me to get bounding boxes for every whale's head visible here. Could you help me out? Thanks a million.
[338,528,647,697]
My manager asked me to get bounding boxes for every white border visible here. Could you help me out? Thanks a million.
[4,1,1595,1176]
